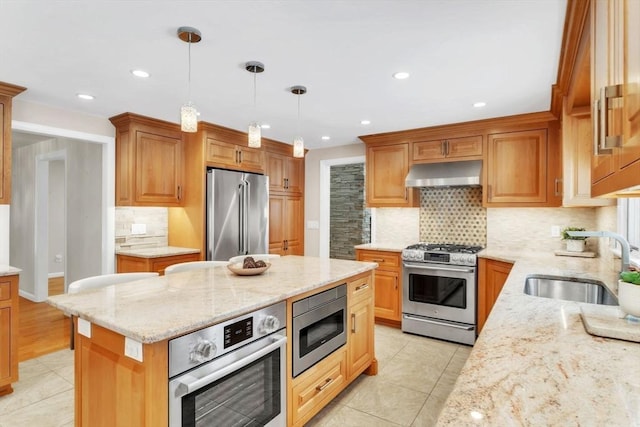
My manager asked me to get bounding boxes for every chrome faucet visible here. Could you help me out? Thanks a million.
[566,230,630,273]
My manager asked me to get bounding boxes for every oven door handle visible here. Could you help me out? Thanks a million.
[403,263,475,274]
[403,314,474,331]
[174,334,287,398]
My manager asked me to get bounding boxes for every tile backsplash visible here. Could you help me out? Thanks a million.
[115,207,168,250]
[419,187,486,246]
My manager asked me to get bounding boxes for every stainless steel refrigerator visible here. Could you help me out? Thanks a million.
[206,168,269,261]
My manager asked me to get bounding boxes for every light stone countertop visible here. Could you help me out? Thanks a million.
[115,246,200,258]
[0,265,21,277]
[47,256,377,344]
[436,249,640,426]
[354,243,407,252]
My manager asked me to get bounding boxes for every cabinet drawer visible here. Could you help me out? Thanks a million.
[348,275,373,305]
[356,251,400,269]
[291,349,347,426]
[0,282,10,302]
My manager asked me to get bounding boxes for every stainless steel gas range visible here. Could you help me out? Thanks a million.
[401,243,483,345]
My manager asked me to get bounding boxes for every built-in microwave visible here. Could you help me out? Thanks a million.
[292,284,347,377]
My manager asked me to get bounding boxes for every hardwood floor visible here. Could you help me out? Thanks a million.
[18,277,70,362]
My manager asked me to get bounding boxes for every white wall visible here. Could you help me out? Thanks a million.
[0,205,9,265]
[47,160,65,275]
[304,143,365,257]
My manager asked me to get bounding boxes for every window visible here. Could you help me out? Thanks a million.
[618,199,640,267]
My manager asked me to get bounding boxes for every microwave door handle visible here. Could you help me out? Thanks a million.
[174,335,287,398]
[404,264,475,274]
[403,314,474,331]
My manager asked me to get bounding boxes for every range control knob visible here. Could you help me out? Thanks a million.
[190,339,217,363]
[260,315,280,334]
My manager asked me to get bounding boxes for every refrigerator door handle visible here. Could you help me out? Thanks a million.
[243,179,250,254]
[238,183,245,254]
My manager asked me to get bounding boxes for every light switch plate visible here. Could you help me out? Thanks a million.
[551,225,561,237]
[124,337,143,362]
[78,318,91,338]
[307,220,319,230]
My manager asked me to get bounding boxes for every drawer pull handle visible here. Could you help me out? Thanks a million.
[371,259,385,263]
[355,283,369,292]
[316,378,333,392]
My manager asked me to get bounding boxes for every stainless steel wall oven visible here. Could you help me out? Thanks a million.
[292,284,347,377]
[168,302,287,427]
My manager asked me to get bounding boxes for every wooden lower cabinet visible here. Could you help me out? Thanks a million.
[74,320,168,427]
[269,194,303,255]
[288,271,376,426]
[0,274,18,396]
[477,258,513,334]
[116,252,200,275]
[355,249,402,325]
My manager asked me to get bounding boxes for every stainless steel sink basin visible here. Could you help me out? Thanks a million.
[524,274,618,305]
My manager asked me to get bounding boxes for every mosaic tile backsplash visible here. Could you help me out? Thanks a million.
[419,187,486,246]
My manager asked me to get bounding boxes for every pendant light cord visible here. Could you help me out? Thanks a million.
[297,93,301,135]
[187,33,192,101]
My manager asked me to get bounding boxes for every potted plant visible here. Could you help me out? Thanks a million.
[619,270,640,318]
[561,227,587,252]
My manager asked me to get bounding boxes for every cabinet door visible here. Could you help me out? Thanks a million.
[284,195,303,255]
[477,258,513,333]
[267,153,286,193]
[412,140,445,161]
[348,297,374,380]
[486,129,549,204]
[446,135,483,158]
[366,144,416,207]
[238,146,265,173]
[0,307,11,387]
[135,130,183,205]
[622,0,640,169]
[206,138,239,169]
[373,270,400,322]
[268,195,285,254]
[285,156,304,194]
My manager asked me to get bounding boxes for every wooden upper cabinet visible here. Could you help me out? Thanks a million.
[485,126,561,207]
[110,113,184,206]
[266,151,304,195]
[620,0,640,174]
[0,82,27,205]
[365,143,418,207]
[412,135,482,163]
[206,138,264,173]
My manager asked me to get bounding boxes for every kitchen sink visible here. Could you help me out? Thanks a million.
[524,274,618,305]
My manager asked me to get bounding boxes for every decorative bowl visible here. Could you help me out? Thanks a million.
[227,262,271,276]
[618,280,640,317]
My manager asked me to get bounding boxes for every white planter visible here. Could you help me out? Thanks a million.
[618,280,640,318]
[565,239,586,252]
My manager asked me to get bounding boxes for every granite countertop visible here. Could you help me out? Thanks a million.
[0,265,21,277]
[47,256,377,344]
[354,243,407,253]
[437,249,640,426]
[115,246,200,258]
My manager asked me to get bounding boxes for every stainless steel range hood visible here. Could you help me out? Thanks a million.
[405,160,482,187]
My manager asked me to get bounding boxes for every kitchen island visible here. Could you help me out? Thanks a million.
[47,255,377,427]
[436,250,640,426]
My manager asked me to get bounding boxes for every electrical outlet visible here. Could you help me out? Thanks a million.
[131,223,147,235]
[78,318,92,338]
[124,337,143,362]
[551,226,561,237]
[54,254,63,263]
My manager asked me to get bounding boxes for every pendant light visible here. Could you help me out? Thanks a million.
[245,61,265,148]
[177,26,201,133]
[291,85,307,158]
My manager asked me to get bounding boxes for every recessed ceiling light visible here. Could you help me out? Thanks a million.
[77,93,95,100]
[131,69,150,78]
[473,101,487,108]
[260,124,271,129]
[361,120,371,125]
[321,136,330,141]
[393,71,410,80]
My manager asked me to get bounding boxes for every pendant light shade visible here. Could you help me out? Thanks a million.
[178,26,201,133]
[246,61,265,148]
[291,85,307,158]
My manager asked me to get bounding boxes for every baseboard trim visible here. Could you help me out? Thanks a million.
[48,272,64,278]
[19,289,40,302]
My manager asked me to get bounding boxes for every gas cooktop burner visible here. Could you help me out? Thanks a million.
[405,243,484,254]
[402,242,483,266]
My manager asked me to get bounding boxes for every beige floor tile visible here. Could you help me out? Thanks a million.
[0,389,74,427]
[345,378,428,426]
[0,371,73,414]
[17,358,50,380]
[311,404,404,427]
[377,353,442,394]
[410,391,448,427]
[36,349,74,371]
[375,329,409,366]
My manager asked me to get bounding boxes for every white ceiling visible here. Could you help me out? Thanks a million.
[0,0,567,150]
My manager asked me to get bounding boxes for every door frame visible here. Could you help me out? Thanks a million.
[12,120,115,299]
[318,155,366,258]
